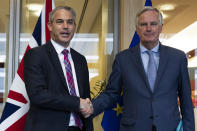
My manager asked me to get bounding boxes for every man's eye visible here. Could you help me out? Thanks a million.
[140,23,147,26]
[151,22,158,26]
[56,19,64,23]
[67,20,74,24]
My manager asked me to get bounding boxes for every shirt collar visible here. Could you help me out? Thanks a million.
[140,42,160,53]
[51,39,71,55]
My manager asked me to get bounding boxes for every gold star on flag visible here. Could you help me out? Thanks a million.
[113,103,123,116]
[121,89,123,96]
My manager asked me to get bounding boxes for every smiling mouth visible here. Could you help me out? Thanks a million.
[60,32,70,37]
[144,33,153,36]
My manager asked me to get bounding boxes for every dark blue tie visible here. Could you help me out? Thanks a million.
[146,50,157,92]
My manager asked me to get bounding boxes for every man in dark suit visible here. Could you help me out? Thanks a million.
[23,6,93,131]
[88,7,195,131]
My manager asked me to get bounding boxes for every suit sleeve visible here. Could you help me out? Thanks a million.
[23,49,80,113]
[178,54,195,131]
[80,56,94,131]
[92,56,122,117]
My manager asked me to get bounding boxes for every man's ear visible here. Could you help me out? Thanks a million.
[47,22,52,31]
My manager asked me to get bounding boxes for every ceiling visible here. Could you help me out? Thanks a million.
[152,0,197,34]
[0,0,197,35]
[20,0,102,33]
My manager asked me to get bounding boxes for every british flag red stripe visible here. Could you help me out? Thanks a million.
[8,91,28,104]
[0,0,55,130]
[17,45,31,81]
[45,0,52,42]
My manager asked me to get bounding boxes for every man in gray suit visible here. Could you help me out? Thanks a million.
[83,7,195,131]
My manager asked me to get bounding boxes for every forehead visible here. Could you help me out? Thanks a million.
[138,10,159,22]
[53,9,73,20]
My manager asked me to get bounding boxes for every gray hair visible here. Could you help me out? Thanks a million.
[135,6,163,27]
[49,6,76,23]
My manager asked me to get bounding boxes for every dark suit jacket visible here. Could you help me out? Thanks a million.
[93,44,195,131]
[23,41,93,131]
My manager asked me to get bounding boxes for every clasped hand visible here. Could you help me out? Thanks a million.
[80,98,94,118]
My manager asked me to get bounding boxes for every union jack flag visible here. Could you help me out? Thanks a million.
[0,0,55,130]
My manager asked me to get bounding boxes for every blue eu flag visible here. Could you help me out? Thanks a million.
[101,94,123,131]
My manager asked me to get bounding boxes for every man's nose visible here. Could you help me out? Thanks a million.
[63,21,68,28]
[146,24,152,31]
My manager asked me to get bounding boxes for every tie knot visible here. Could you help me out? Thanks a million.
[146,50,153,56]
[62,49,69,57]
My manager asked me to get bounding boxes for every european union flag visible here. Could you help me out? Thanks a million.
[101,94,123,131]
[101,0,152,131]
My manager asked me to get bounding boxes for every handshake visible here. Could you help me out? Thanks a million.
[80,98,94,118]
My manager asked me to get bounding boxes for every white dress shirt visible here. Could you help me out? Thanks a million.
[140,43,160,74]
[51,39,80,126]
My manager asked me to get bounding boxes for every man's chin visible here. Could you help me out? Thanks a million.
[143,41,153,44]
[56,40,70,47]
[59,38,70,44]
[143,40,157,44]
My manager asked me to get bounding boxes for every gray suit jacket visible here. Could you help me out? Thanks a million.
[23,41,93,131]
[93,44,195,131]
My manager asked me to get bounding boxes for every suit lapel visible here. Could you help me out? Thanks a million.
[45,41,69,93]
[154,44,169,92]
[130,45,151,92]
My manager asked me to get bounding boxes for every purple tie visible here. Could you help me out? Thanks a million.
[62,49,83,130]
